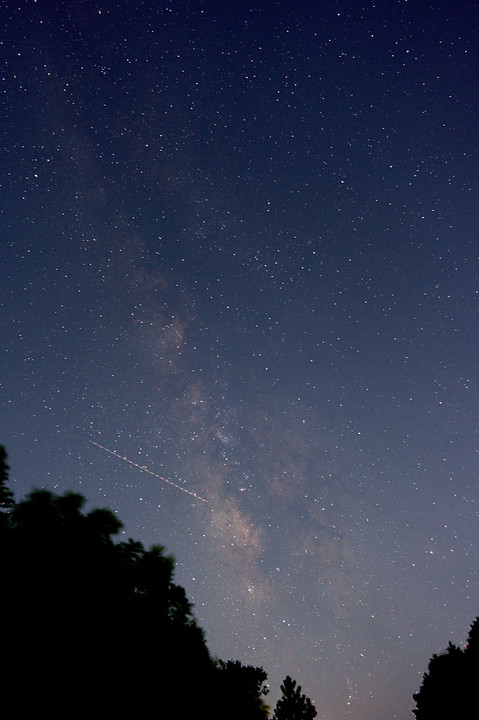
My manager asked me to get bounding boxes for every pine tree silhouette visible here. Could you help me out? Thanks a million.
[273,676,317,720]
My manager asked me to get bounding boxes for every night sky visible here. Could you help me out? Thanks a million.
[2,1,479,718]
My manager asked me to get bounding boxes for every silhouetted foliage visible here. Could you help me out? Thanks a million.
[466,616,479,654]
[0,444,14,510]
[217,659,270,720]
[0,445,317,719]
[413,618,479,719]
[2,484,214,719]
[273,676,317,720]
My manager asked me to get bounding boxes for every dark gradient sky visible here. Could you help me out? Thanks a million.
[2,2,479,718]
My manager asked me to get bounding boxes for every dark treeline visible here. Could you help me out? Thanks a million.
[2,444,478,719]
[0,446,316,720]
[413,617,479,719]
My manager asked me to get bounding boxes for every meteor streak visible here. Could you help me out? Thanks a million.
[90,440,208,503]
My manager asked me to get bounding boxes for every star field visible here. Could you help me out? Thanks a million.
[2,2,479,718]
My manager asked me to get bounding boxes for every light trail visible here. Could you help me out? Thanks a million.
[90,440,208,503]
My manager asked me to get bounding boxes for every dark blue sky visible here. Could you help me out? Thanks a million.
[2,2,479,718]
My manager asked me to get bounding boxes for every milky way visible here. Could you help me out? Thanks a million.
[2,2,479,718]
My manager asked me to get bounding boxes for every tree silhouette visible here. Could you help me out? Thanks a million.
[0,444,14,510]
[216,659,270,720]
[3,484,215,719]
[273,675,317,720]
[413,618,479,719]
[0,444,318,719]
[466,616,479,654]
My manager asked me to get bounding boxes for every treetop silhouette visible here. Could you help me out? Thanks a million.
[273,675,317,720]
[1,443,304,720]
[0,444,14,510]
[413,617,479,719]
